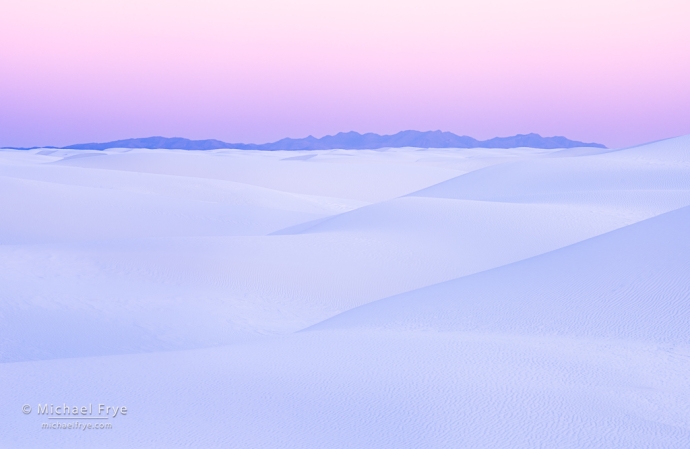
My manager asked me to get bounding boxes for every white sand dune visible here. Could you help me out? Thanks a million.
[309,204,690,342]
[1,137,689,447]
[52,148,466,202]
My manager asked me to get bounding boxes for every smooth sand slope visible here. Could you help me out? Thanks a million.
[1,136,689,447]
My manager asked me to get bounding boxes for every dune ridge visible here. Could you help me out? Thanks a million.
[1,136,689,448]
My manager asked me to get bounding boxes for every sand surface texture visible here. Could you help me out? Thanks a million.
[2,137,690,447]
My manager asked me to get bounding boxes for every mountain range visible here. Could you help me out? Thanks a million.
[10,131,607,151]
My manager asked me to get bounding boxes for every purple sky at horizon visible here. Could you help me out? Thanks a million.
[1,0,689,148]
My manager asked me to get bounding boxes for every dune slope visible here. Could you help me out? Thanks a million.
[1,136,689,447]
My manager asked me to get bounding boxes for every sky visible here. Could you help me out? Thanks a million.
[1,0,689,148]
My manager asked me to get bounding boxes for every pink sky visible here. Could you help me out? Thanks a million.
[1,0,689,148]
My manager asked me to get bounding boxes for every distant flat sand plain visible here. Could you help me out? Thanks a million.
[1,137,690,447]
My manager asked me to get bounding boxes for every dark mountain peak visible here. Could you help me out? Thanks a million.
[63,136,246,151]
[481,133,605,149]
[18,131,606,151]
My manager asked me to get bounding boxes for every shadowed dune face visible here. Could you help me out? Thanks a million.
[1,136,689,448]
[308,204,690,343]
[410,135,690,203]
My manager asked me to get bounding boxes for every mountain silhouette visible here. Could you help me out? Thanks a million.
[19,131,606,151]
